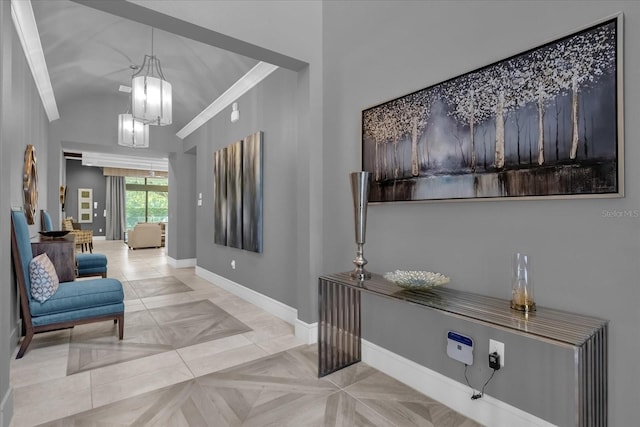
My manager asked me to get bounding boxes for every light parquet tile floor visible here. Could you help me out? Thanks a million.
[10,240,482,427]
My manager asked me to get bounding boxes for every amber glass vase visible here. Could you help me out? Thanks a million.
[511,253,536,312]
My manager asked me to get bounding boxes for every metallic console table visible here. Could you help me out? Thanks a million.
[318,272,608,426]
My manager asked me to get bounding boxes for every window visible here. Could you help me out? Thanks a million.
[125,177,168,229]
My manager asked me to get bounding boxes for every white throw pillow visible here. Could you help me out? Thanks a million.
[29,253,60,303]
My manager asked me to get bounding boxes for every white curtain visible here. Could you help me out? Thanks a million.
[105,176,126,240]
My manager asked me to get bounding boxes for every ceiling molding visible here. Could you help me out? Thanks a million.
[82,152,168,172]
[103,167,167,178]
[176,62,279,139]
[11,0,60,121]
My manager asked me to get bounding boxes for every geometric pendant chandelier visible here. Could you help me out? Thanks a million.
[131,28,172,126]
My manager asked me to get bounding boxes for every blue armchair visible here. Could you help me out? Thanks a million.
[12,209,124,358]
[41,210,108,278]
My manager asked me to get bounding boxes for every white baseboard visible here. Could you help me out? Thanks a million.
[0,386,13,427]
[295,319,318,344]
[10,322,18,344]
[196,267,297,325]
[361,339,555,427]
[195,267,319,344]
[93,236,106,241]
[167,257,196,268]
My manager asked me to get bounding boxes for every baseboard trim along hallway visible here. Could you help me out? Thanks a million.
[196,267,299,326]
[168,257,197,268]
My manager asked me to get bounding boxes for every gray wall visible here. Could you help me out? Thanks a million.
[322,1,639,426]
[0,2,50,424]
[64,161,106,237]
[0,4,12,424]
[187,68,299,307]
[168,151,196,260]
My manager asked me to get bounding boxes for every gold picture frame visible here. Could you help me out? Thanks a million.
[22,145,38,225]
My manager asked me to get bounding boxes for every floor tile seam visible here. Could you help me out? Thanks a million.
[138,293,195,306]
[253,340,305,355]
[146,310,233,329]
[341,381,447,421]
[143,292,222,308]
[9,333,71,390]
[208,372,339,391]
[175,344,199,380]
[240,383,341,423]
[188,344,304,383]
[325,376,346,390]
[341,387,400,426]
[126,274,182,286]
[138,287,201,305]
[89,366,95,410]
[88,348,184,384]
[87,368,199,415]
[139,300,172,330]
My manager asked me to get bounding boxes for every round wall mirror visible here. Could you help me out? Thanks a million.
[23,144,38,225]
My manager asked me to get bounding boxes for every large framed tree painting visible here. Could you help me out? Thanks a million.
[213,131,263,253]
[362,15,623,203]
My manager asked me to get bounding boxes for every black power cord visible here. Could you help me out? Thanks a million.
[464,364,497,400]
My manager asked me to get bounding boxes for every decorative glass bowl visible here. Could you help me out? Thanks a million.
[383,270,450,290]
[38,230,70,238]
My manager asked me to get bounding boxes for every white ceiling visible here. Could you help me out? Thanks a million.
[31,0,259,130]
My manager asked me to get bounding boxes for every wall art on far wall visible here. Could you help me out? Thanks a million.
[23,144,38,225]
[213,131,263,253]
[78,188,93,223]
[362,14,623,203]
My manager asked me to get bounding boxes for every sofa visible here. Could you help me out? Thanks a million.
[127,222,162,249]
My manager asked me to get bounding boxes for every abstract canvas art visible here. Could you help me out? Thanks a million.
[226,141,243,249]
[213,131,263,253]
[213,150,227,246]
[362,15,623,203]
[242,132,263,253]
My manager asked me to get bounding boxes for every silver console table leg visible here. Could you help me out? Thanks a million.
[318,277,361,377]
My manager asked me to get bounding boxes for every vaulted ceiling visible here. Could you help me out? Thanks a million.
[31,0,259,130]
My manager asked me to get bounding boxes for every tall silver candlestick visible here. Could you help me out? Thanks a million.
[350,171,371,280]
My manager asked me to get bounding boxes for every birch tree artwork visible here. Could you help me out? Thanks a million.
[362,16,621,203]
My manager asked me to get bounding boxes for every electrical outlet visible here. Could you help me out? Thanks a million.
[231,260,236,270]
[489,339,505,367]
